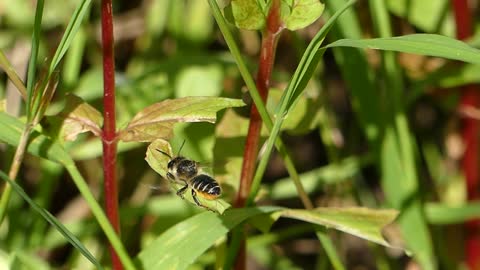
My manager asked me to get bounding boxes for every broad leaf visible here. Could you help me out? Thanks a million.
[136,206,400,270]
[135,207,281,270]
[281,0,325,30]
[281,207,399,248]
[46,94,102,142]
[145,139,231,214]
[224,0,266,30]
[118,97,245,142]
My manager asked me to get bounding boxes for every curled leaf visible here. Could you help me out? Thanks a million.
[145,139,173,179]
[145,139,231,214]
[118,97,245,142]
[45,94,102,142]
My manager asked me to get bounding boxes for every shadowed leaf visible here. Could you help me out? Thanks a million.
[118,97,245,142]
[46,94,102,142]
[0,171,103,269]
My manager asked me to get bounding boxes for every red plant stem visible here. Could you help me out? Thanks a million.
[101,0,122,269]
[451,1,480,269]
[234,0,283,208]
[233,1,283,269]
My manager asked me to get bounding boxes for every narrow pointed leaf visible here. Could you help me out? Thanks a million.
[281,207,400,248]
[118,97,245,142]
[0,171,103,270]
[281,0,325,30]
[326,34,480,65]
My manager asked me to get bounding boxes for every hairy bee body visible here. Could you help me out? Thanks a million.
[160,153,221,210]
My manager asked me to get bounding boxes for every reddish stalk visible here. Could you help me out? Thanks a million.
[233,1,283,269]
[101,0,122,269]
[234,0,283,208]
[451,1,480,269]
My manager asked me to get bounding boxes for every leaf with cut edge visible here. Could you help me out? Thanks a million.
[281,207,401,248]
[119,97,245,142]
[46,94,102,142]
[224,0,266,30]
[325,34,480,65]
[145,139,173,179]
[0,170,103,270]
[281,0,325,31]
[135,207,282,270]
[145,139,231,214]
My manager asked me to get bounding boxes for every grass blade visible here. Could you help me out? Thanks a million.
[49,0,93,74]
[0,170,103,270]
[325,34,480,65]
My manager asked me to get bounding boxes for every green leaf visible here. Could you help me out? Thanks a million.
[224,0,266,30]
[118,97,245,142]
[135,207,281,270]
[0,112,135,270]
[145,139,231,214]
[386,0,452,35]
[45,94,103,142]
[49,0,93,74]
[281,207,399,248]
[0,170,103,270]
[326,34,480,65]
[281,0,325,30]
[0,112,71,164]
[425,202,480,224]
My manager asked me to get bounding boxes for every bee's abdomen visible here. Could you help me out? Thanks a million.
[191,174,221,199]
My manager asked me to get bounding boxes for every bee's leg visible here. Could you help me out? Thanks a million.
[191,189,202,206]
[191,189,215,212]
[176,181,188,199]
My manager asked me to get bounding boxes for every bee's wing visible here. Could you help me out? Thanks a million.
[197,162,213,174]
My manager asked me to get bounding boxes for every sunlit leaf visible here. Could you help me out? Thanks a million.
[145,139,231,214]
[281,207,400,248]
[145,139,173,178]
[281,0,325,30]
[118,97,245,142]
[45,94,102,142]
[224,0,266,30]
[326,34,480,65]
[135,207,281,270]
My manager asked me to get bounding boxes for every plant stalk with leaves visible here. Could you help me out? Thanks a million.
[232,1,283,268]
[0,0,47,224]
[235,0,282,209]
[100,0,122,269]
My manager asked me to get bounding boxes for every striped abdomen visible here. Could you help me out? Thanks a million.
[190,174,221,200]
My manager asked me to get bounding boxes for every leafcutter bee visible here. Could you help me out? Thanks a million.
[156,149,222,210]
